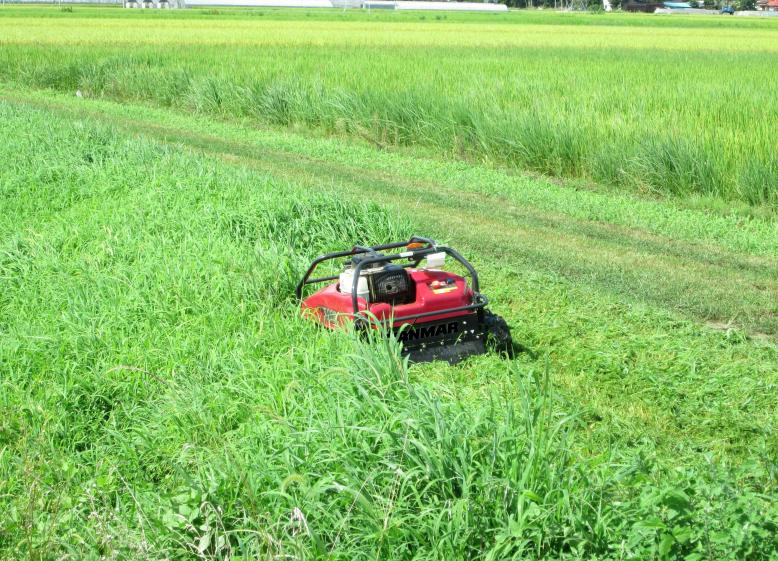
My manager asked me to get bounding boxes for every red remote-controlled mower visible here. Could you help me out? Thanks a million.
[296,237,512,363]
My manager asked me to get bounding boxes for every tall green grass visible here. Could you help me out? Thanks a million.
[2,97,777,559]
[0,8,777,207]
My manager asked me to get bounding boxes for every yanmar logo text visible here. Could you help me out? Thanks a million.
[398,321,459,342]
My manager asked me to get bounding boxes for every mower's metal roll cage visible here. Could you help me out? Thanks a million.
[295,236,485,324]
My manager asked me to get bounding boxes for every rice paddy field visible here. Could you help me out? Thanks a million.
[0,5,777,561]
[2,6,778,208]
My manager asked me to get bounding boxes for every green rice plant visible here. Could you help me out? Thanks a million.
[738,156,778,207]
[629,133,722,198]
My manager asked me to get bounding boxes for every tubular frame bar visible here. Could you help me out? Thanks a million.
[295,237,482,324]
[295,236,436,299]
[348,246,480,315]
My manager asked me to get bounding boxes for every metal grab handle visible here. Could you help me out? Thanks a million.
[295,236,436,299]
[349,245,480,315]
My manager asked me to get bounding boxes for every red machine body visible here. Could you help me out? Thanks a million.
[302,269,474,329]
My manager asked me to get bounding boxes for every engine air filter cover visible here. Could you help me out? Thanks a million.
[368,265,415,305]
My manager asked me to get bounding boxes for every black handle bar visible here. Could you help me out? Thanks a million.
[295,236,432,299]
[294,238,481,310]
[347,246,480,316]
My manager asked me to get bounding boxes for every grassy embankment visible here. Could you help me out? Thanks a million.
[1,86,776,559]
[0,7,777,208]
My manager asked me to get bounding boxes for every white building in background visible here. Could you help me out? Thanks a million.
[363,1,508,10]
[182,0,333,6]
[130,0,508,10]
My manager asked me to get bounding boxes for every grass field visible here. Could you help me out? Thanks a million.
[1,7,778,209]
[1,6,777,561]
